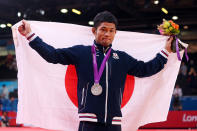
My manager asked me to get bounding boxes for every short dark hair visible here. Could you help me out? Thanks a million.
[93,11,118,28]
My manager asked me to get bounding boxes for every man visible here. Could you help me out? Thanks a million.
[18,11,173,131]
[1,84,9,100]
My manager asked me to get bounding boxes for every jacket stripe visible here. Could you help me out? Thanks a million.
[26,32,37,41]
[161,50,168,57]
[79,113,96,117]
[79,116,97,119]
[79,118,98,122]
[79,113,98,122]
[160,49,169,59]
[112,119,121,122]
[112,121,121,125]
[112,117,122,125]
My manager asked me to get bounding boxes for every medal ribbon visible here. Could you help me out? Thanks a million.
[92,45,112,84]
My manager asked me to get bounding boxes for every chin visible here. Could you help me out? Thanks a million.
[102,43,110,47]
[101,41,111,47]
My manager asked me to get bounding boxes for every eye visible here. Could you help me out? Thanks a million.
[101,28,105,31]
[110,29,115,33]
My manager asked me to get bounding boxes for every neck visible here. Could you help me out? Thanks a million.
[94,40,112,53]
[94,40,111,47]
[100,43,110,47]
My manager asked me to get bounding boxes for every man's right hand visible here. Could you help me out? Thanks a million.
[18,20,32,36]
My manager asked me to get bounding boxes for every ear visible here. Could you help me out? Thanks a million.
[92,27,96,35]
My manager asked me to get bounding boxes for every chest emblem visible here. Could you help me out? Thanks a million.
[112,53,119,59]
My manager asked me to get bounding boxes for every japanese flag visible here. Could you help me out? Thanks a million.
[12,21,182,131]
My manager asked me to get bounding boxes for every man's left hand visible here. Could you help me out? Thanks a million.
[165,36,174,53]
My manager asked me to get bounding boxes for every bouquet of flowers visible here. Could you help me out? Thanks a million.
[158,19,189,61]
[158,19,180,36]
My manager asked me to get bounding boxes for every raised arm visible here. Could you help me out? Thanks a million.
[18,20,79,65]
[126,37,173,77]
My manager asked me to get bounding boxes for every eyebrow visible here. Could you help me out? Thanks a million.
[101,26,115,30]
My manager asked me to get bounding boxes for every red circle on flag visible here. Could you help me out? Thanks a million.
[65,65,135,108]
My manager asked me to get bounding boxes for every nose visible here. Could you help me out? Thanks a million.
[104,31,110,37]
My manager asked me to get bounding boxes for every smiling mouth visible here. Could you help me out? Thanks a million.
[103,38,110,41]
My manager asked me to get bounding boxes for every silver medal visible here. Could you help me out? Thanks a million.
[91,83,102,96]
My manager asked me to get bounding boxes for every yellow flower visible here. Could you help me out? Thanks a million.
[165,29,170,33]
[163,21,170,28]
[169,27,173,31]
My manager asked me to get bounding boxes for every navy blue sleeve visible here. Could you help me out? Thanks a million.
[125,52,168,78]
[29,36,79,65]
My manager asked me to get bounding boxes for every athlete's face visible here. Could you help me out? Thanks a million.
[92,22,116,47]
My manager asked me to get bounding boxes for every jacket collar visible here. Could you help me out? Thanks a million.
[93,40,112,53]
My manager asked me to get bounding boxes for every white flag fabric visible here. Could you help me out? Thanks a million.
[12,21,182,131]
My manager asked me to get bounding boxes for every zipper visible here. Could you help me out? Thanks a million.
[104,52,109,123]
[81,83,89,106]
[120,88,122,108]
[79,83,89,112]
[81,88,85,105]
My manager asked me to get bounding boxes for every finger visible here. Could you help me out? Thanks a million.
[22,19,26,25]
[169,36,173,42]
[18,25,25,31]
[25,22,30,29]
[18,27,23,34]
[167,36,172,40]
[22,20,29,29]
[18,28,21,33]
[22,24,25,30]
[18,27,25,36]
[167,36,173,42]
[18,26,23,31]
